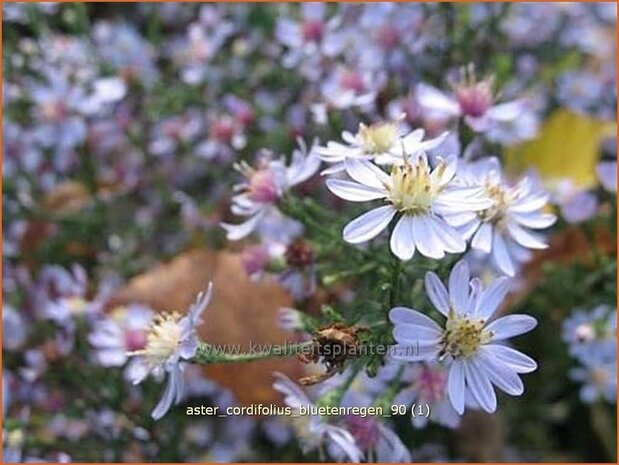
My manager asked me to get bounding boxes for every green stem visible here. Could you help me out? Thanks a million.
[193,341,313,364]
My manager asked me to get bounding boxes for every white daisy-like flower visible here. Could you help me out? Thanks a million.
[325,155,491,260]
[88,304,154,382]
[128,282,213,420]
[416,65,536,142]
[316,119,447,174]
[389,260,538,414]
[452,157,556,276]
[273,373,363,463]
[221,139,320,241]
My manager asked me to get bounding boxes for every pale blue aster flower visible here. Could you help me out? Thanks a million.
[326,155,492,261]
[452,157,556,276]
[393,362,461,429]
[570,361,616,404]
[129,282,213,420]
[221,139,321,241]
[389,260,538,414]
[562,306,617,365]
[272,373,363,463]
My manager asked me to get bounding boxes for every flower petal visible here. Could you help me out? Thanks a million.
[492,231,515,276]
[476,277,511,320]
[390,216,416,260]
[425,272,450,316]
[393,324,442,344]
[484,344,538,373]
[471,222,493,253]
[326,178,386,202]
[506,221,548,249]
[477,347,524,396]
[486,314,538,340]
[511,212,556,229]
[448,360,466,415]
[344,158,390,189]
[412,215,445,259]
[389,306,442,332]
[449,260,470,314]
[151,367,182,420]
[221,210,265,241]
[416,83,461,117]
[463,360,497,413]
[343,206,395,244]
[390,343,439,362]
[429,216,466,254]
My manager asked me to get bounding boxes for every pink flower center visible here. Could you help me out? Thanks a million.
[41,100,68,123]
[343,415,379,451]
[210,119,236,143]
[248,169,279,203]
[377,26,400,50]
[241,245,270,276]
[415,365,447,403]
[302,20,324,42]
[340,71,365,93]
[455,82,493,118]
[124,329,148,352]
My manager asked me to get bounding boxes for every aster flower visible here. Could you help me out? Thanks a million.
[417,64,537,142]
[332,371,411,462]
[88,304,154,382]
[393,363,460,429]
[390,260,538,414]
[93,21,159,88]
[562,306,617,365]
[316,118,448,174]
[597,159,617,193]
[453,157,556,276]
[337,414,410,463]
[276,2,345,77]
[570,361,617,404]
[326,155,491,260]
[550,179,598,224]
[28,70,88,166]
[196,111,248,162]
[128,282,213,420]
[221,139,320,241]
[273,373,363,462]
[170,6,234,85]
[318,65,384,112]
[34,264,91,325]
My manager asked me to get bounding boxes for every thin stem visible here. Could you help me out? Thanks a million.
[193,341,313,365]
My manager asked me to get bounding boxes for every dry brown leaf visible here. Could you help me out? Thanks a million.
[43,180,92,214]
[109,248,303,406]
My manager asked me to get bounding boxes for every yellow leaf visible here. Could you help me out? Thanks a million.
[504,109,615,188]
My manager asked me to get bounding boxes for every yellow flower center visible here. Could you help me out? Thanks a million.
[439,311,493,359]
[358,122,398,154]
[479,182,512,225]
[590,366,610,386]
[66,296,87,315]
[387,157,444,215]
[132,312,182,367]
